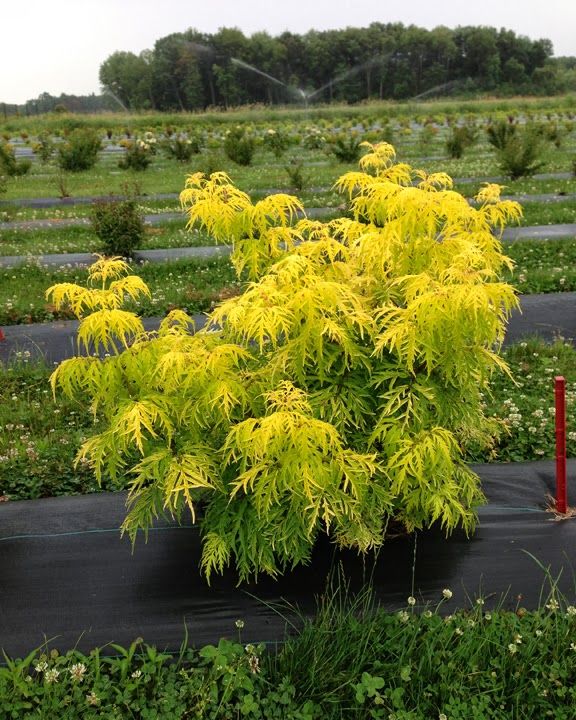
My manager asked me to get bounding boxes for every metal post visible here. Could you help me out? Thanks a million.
[555,376,567,514]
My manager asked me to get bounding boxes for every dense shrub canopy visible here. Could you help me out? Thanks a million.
[49,143,521,581]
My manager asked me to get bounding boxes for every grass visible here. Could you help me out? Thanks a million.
[469,338,576,463]
[0,359,107,499]
[518,201,576,227]
[0,257,239,325]
[3,584,576,718]
[0,222,217,256]
[505,238,576,294]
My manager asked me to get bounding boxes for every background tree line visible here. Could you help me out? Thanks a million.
[96,23,573,111]
[4,23,576,115]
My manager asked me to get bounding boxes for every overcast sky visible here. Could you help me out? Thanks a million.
[2,0,575,104]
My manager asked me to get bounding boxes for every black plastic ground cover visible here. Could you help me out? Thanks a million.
[1,460,576,658]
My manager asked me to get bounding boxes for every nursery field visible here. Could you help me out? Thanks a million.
[1,93,576,519]
[1,96,576,324]
[2,96,576,719]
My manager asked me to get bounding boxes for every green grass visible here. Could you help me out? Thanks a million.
[468,338,576,463]
[0,360,107,499]
[0,257,238,325]
[505,238,576,293]
[3,585,576,718]
[517,201,576,227]
[0,222,218,256]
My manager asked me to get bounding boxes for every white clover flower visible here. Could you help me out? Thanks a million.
[570,643,576,652]
[546,598,560,611]
[455,627,464,636]
[131,669,142,679]
[484,613,492,621]
[567,606,576,616]
[407,596,416,606]
[423,610,433,618]
[442,588,453,600]
[69,663,86,682]
[248,654,260,674]
[235,619,245,629]
[535,629,543,637]
[514,634,523,644]
[508,643,518,655]
[44,668,60,683]
[86,691,100,706]
[439,714,448,720]
[35,661,48,673]
[397,610,409,623]
[476,598,485,606]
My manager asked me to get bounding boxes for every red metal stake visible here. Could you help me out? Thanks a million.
[555,376,567,514]
[0,327,4,341]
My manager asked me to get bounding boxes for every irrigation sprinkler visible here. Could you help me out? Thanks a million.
[555,375,567,514]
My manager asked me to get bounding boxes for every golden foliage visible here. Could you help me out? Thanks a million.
[50,143,521,581]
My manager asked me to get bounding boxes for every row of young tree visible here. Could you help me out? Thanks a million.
[98,23,563,111]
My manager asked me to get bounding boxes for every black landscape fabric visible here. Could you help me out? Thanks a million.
[1,460,576,657]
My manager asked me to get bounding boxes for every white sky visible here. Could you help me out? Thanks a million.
[2,0,576,104]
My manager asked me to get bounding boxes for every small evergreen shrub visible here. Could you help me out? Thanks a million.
[543,121,564,148]
[302,127,326,150]
[57,129,101,172]
[418,123,438,152]
[90,200,145,257]
[223,126,256,166]
[198,152,225,177]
